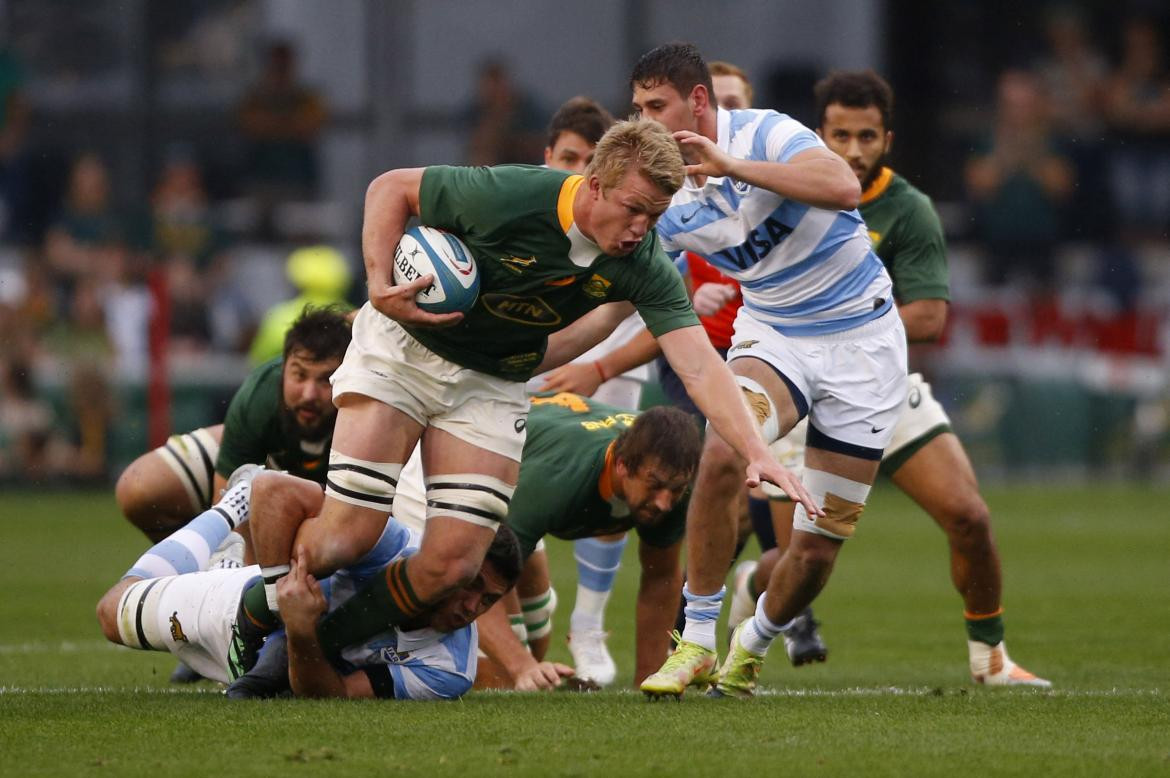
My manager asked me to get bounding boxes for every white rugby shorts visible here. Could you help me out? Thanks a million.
[332,304,530,462]
[729,307,908,459]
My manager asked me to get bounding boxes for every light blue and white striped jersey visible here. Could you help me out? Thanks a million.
[656,107,893,336]
[330,519,478,700]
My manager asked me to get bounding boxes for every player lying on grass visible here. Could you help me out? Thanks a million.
[473,394,701,691]
[115,307,351,543]
[96,467,521,700]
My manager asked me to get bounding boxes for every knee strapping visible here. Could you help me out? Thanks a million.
[735,375,781,445]
[520,587,557,641]
[325,452,402,512]
[792,469,871,540]
[424,474,514,529]
[115,577,173,651]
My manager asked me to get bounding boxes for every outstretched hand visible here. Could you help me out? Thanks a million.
[513,661,576,691]
[745,458,824,518]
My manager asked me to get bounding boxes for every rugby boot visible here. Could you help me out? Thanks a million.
[782,606,828,666]
[725,561,758,647]
[208,532,246,570]
[640,630,716,700]
[226,632,292,699]
[709,620,764,699]
[969,640,1052,688]
[228,596,268,678]
[567,629,617,687]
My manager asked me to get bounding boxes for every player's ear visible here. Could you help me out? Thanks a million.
[690,83,710,116]
[885,130,894,154]
[544,146,554,166]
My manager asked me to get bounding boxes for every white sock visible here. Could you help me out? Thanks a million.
[570,587,610,633]
[680,584,725,651]
[261,564,290,612]
[738,595,786,656]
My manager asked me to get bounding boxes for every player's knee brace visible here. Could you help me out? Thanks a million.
[792,468,871,541]
[735,376,782,445]
[157,427,220,512]
[115,577,175,651]
[424,474,514,529]
[520,587,557,641]
[324,452,402,512]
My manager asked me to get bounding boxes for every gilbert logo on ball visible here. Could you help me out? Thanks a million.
[393,226,480,314]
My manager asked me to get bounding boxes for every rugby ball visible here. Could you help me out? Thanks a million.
[393,226,480,314]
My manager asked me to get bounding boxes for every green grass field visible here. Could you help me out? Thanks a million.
[2,485,1168,776]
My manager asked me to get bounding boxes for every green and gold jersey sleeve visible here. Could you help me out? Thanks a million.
[861,171,949,304]
[604,239,700,337]
[216,359,283,478]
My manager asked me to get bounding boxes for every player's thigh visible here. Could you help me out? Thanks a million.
[116,425,224,518]
[331,394,424,464]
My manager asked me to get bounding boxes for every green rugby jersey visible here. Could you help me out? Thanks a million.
[411,165,698,380]
[859,167,949,304]
[215,358,331,484]
[507,392,687,558]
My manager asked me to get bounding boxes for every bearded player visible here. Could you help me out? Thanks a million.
[727,70,1049,688]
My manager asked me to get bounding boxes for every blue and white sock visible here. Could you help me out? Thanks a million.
[570,536,627,633]
[680,584,725,651]
[123,482,247,579]
[738,594,790,656]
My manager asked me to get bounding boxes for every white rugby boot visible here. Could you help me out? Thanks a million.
[568,629,617,687]
[969,640,1052,688]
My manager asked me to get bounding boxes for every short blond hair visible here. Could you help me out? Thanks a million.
[586,118,684,196]
[709,61,754,107]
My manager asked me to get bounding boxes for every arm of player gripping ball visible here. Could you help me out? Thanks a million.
[536,301,636,374]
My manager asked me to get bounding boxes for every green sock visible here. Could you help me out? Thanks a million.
[316,559,423,657]
[242,578,279,630]
[965,613,1005,646]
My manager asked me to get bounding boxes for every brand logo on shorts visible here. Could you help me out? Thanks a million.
[908,387,921,408]
[169,612,189,643]
[482,294,562,326]
[499,255,538,274]
[582,274,612,299]
[514,418,527,433]
[730,340,758,352]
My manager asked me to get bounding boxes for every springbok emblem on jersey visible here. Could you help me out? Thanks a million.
[169,611,189,643]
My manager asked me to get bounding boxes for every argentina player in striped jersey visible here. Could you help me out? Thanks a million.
[96,469,521,700]
[630,43,908,698]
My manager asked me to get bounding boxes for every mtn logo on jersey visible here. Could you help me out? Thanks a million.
[499,255,537,274]
[582,274,611,299]
[482,293,562,326]
[714,213,794,270]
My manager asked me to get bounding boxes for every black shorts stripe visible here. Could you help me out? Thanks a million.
[425,482,511,505]
[807,423,883,461]
[164,443,205,508]
[133,578,164,650]
[187,433,215,507]
[728,356,810,420]
[328,463,399,488]
[325,478,394,505]
[426,499,502,523]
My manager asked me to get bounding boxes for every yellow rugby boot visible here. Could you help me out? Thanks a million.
[640,631,717,700]
[709,621,764,699]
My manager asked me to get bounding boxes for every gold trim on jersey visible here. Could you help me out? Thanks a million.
[860,166,893,205]
[558,175,585,233]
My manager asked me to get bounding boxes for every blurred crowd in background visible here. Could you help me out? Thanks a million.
[0,1,1167,482]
